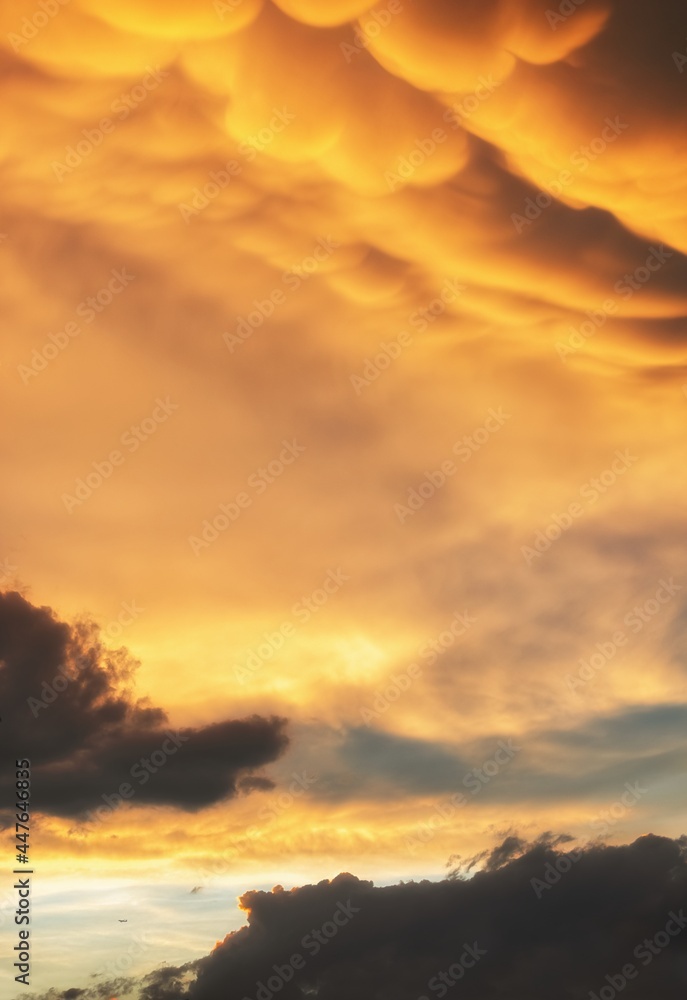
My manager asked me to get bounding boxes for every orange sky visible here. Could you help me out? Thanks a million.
[2,2,687,994]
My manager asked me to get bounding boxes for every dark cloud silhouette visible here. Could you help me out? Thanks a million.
[0,591,288,819]
[133,835,687,999]
[17,837,687,999]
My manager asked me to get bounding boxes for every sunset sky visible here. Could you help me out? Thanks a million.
[1,1,687,997]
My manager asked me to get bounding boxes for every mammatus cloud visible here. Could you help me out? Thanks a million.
[27,835,687,1000]
[1,0,686,372]
[0,591,289,819]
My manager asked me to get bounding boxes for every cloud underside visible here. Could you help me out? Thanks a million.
[0,591,289,817]
[1,0,686,378]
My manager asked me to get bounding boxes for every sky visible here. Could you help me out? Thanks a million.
[1,0,687,997]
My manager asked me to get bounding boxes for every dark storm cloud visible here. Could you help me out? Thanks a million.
[122,835,687,1000]
[0,591,288,819]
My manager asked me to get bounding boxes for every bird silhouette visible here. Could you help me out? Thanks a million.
[118,920,128,923]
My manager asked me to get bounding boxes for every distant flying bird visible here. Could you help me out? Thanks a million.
[190,886,204,894]
[118,919,128,922]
